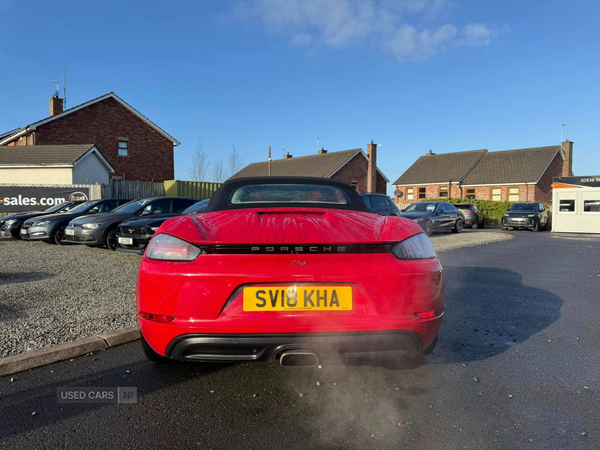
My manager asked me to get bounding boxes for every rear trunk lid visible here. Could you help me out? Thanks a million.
[191,208,386,244]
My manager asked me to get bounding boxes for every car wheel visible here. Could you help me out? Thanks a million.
[452,219,463,233]
[53,225,68,245]
[472,222,479,229]
[532,221,540,232]
[424,220,434,236]
[141,334,171,363]
[106,228,118,250]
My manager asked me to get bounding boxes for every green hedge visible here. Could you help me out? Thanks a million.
[423,198,551,226]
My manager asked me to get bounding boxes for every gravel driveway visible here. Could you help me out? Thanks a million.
[430,230,513,253]
[0,240,141,357]
[0,230,513,358]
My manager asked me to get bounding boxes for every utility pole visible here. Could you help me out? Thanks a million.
[63,68,68,109]
[268,145,272,176]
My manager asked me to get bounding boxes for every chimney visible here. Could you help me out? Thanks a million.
[318,147,328,155]
[561,140,573,177]
[367,140,378,193]
[49,94,63,116]
[284,152,293,159]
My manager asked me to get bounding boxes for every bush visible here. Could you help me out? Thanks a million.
[423,198,551,226]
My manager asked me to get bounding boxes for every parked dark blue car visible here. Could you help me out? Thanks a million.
[400,201,465,236]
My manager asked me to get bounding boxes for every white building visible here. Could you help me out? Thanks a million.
[0,144,114,185]
[552,176,600,234]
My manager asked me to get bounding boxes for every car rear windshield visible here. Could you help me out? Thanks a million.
[510,203,539,211]
[229,184,350,205]
[405,202,436,212]
[112,199,153,213]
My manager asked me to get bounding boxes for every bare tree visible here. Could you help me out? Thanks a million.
[189,139,208,181]
[227,145,244,178]
[211,158,226,183]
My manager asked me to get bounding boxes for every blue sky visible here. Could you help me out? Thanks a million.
[1,0,598,193]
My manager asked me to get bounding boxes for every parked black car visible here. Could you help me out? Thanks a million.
[64,197,198,250]
[400,201,465,236]
[502,202,550,231]
[361,193,400,216]
[454,203,484,229]
[0,201,82,239]
[20,199,131,244]
[116,198,210,254]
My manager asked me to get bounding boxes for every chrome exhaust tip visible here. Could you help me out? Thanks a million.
[279,351,318,367]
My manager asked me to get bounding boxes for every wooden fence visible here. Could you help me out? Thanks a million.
[100,180,165,199]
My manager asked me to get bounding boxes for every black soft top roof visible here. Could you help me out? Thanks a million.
[204,176,372,213]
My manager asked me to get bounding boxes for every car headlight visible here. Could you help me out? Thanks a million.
[35,220,50,227]
[149,226,160,232]
[145,234,204,261]
[413,217,425,223]
[527,214,536,217]
[82,223,103,229]
[4,219,16,228]
[391,233,437,260]
[503,213,510,217]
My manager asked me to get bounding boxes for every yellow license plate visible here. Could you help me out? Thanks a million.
[243,286,352,312]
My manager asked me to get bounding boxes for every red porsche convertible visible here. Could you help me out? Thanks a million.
[137,177,443,366]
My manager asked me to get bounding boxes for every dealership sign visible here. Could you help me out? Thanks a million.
[0,186,89,212]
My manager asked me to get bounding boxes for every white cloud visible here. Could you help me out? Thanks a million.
[459,23,498,47]
[233,0,501,62]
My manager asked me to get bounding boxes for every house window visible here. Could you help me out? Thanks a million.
[118,140,128,157]
[466,189,476,200]
[508,187,519,202]
[559,199,575,213]
[492,188,501,202]
[407,188,414,200]
[439,186,448,198]
[418,188,426,199]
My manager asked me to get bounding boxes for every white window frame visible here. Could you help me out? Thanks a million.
[118,140,129,157]
[558,199,576,214]
[492,188,501,202]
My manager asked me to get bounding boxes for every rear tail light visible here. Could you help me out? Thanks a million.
[145,234,204,261]
[139,312,176,323]
[391,233,437,260]
[465,210,475,213]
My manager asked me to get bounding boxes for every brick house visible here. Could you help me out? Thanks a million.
[393,142,574,206]
[231,142,388,194]
[0,92,179,181]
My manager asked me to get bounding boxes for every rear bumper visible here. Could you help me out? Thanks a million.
[137,253,444,357]
[164,330,426,362]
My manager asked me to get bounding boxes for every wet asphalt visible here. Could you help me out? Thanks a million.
[1,231,599,450]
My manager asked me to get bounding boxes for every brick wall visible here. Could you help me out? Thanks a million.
[7,98,175,181]
[395,182,543,203]
[534,151,563,203]
[331,153,387,194]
